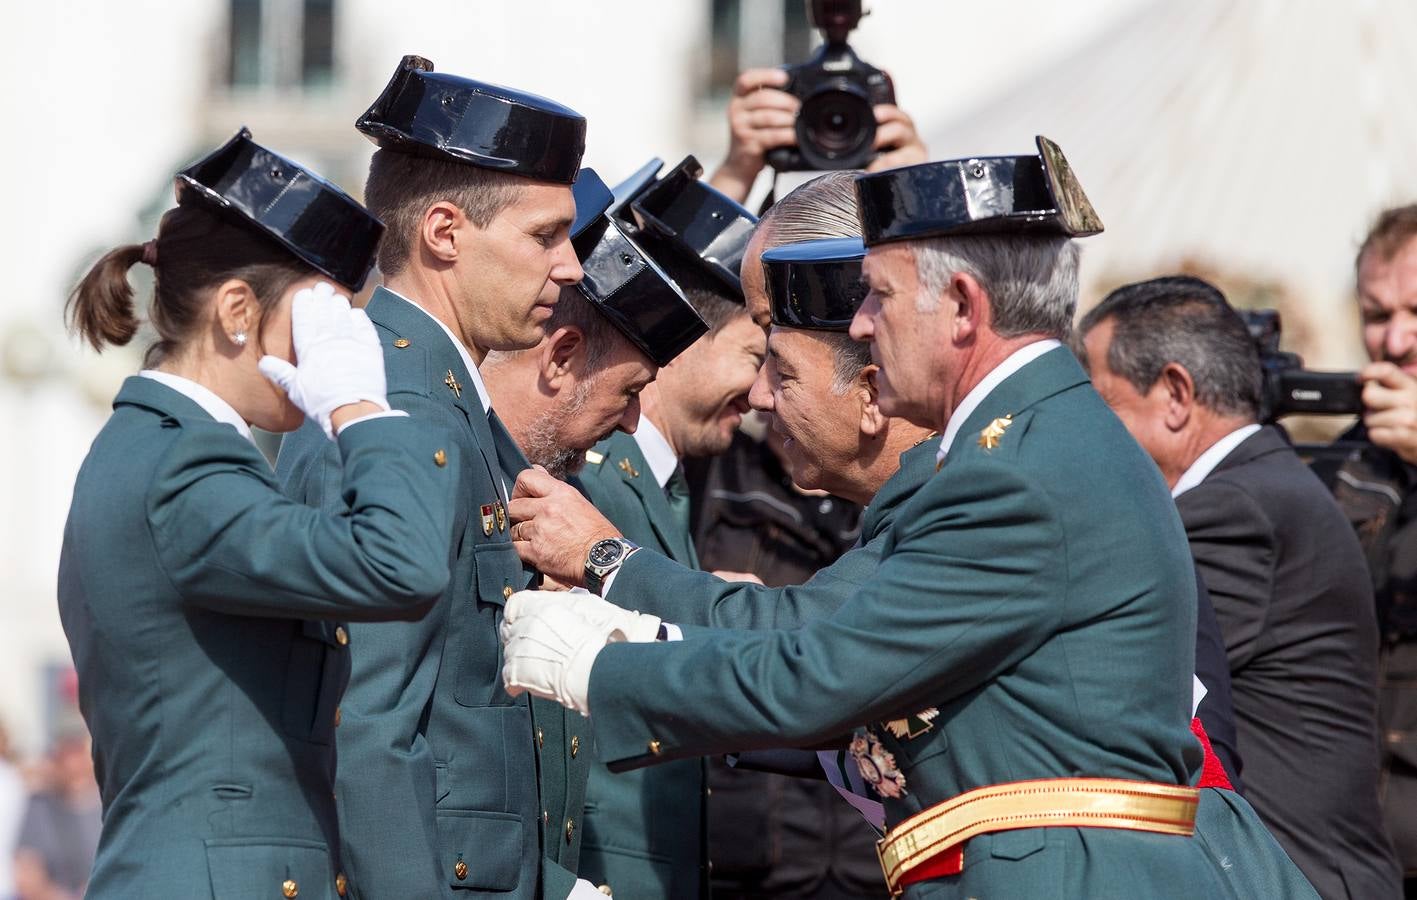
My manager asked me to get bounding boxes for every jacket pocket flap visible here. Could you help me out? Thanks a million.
[987,827,1047,861]
[204,837,331,899]
[474,541,520,607]
[438,809,524,891]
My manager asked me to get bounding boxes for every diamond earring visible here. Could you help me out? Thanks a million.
[232,330,247,347]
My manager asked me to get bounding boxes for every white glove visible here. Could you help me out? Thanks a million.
[568,878,610,899]
[258,282,390,439]
[503,589,662,644]
[500,593,616,716]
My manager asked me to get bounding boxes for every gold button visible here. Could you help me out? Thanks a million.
[705,787,712,797]
[335,626,348,646]
[536,727,544,749]
[598,885,613,896]
[565,818,575,843]
[282,879,299,898]
[647,739,662,756]
[393,338,410,348]
[570,735,580,757]
[335,873,348,897]
[454,859,468,880]
[434,449,447,467]
[503,585,514,601]
[334,707,342,727]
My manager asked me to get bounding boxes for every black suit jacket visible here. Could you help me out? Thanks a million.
[1177,425,1400,899]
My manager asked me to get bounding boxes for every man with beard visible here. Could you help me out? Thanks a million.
[500,140,1317,899]
[545,159,762,900]
[275,56,598,899]
[479,170,706,894]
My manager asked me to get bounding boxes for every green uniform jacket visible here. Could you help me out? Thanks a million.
[277,288,563,899]
[575,431,706,899]
[605,438,937,633]
[58,376,457,899]
[487,414,592,894]
[583,349,1317,899]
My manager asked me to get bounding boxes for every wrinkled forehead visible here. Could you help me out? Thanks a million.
[768,324,838,372]
[862,242,917,284]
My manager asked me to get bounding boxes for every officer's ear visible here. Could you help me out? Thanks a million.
[859,364,889,437]
[419,200,467,265]
[542,326,585,388]
[949,271,988,344]
[1158,362,1196,431]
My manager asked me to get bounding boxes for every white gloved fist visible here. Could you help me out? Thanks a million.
[500,592,618,716]
[568,878,610,899]
[258,281,390,439]
[502,589,661,644]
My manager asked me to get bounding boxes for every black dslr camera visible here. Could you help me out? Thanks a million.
[765,0,896,172]
[1242,309,1361,423]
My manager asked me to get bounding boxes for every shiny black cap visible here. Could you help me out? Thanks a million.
[855,136,1102,246]
[611,156,758,297]
[356,55,586,185]
[764,237,867,332]
[570,169,707,367]
[174,128,384,291]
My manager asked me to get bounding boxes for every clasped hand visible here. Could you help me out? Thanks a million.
[499,590,662,716]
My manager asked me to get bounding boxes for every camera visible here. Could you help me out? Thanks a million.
[1241,309,1361,423]
[765,0,896,173]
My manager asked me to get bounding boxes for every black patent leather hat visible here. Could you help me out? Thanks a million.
[570,169,707,367]
[763,237,867,332]
[357,55,586,185]
[610,156,757,297]
[854,136,1103,246]
[174,128,384,291]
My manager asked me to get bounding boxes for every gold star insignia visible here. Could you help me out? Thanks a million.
[444,370,463,399]
[978,415,1013,451]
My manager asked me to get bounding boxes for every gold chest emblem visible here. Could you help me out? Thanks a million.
[978,415,1013,451]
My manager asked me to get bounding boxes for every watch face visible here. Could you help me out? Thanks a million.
[588,539,625,568]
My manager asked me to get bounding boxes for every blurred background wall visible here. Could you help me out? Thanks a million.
[1,0,1413,753]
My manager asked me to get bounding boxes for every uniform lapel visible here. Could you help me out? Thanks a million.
[942,345,1091,471]
[608,433,698,566]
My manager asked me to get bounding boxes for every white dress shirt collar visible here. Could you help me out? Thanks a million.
[936,339,1062,466]
[384,288,494,414]
[1171,423,1262,498]
[139,370,255,444]
[632,415,679,488]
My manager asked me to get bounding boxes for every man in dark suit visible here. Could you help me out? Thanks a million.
[1079,275,1400,899]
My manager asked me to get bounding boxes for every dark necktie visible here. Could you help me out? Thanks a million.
[665,464,692,537]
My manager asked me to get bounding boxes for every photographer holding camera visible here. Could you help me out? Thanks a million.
[1078,276,1400,900]
[706,1,927,204]
[1329,204,1417,891]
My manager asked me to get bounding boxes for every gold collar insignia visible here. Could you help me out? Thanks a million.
[978,415,1013,451]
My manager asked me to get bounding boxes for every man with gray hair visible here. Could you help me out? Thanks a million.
[501,140,1317,898]
[1078,275,1400,899]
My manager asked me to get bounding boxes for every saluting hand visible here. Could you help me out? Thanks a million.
[508,466,620,586]
[258,282,390,439]
[1361,362,1417,465]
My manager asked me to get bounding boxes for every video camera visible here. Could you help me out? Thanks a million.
[765,0,896,172]
[1242,309,1361,423]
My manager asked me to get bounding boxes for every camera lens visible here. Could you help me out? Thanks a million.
[797,82,876,170]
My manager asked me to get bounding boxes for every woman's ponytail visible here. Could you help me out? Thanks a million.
[65,242,150,352]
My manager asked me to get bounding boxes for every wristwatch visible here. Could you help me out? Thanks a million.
[584,537,640,595]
